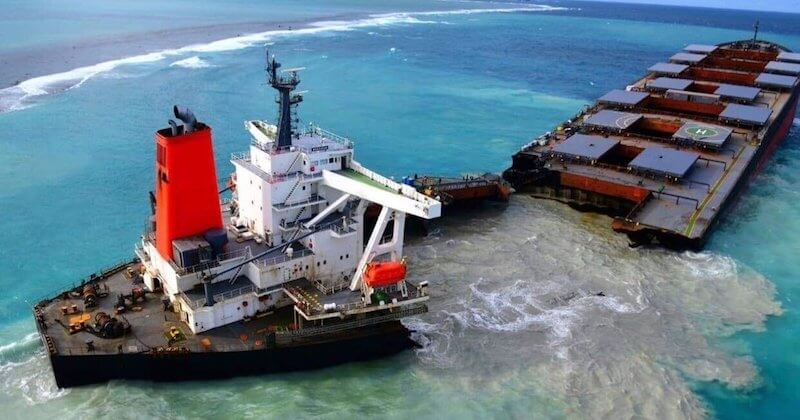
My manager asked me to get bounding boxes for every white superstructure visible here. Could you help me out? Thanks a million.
[138,118,440,333]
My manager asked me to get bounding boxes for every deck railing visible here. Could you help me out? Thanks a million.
[331,223,356,236]
[178,247,251,275]
[283,305,427,339]
[254,249,314,269]
[182,283,257,310]
[308,124,354,149]
[32,258,136,307]
[230,151,250,161]
[349,161,438,207]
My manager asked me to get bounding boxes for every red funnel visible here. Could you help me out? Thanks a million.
[154,122,222,259]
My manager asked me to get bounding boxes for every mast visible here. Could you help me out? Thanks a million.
[266,51,303,149]
[752,20,760,45]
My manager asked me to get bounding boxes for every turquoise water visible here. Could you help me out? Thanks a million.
[1,1,799,418]
[0,0,461,52]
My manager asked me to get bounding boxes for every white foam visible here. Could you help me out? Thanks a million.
[0,352,69,404]
[447,280,582,339]
[387,5,564,17]
[0,4,565,112]
[0,50,168,112]
[682,251,738,278]
[591,295,639,314]
[405,317,458,368]
[170,56,212,69]
[794,117,799,126]
[0,332,38,355]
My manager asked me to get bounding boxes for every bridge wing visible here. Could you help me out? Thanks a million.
[322,163,441,219]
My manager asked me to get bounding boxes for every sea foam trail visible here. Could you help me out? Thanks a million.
[0,4,563,113]
[403,197,781,418]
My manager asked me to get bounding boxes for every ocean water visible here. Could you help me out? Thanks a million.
[0,1,799,418]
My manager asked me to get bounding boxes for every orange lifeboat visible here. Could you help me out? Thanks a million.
[364,261,407,288]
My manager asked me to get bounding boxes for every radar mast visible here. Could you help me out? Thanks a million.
[266,51,303,149]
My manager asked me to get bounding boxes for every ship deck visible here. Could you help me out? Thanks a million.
[35,265,299,356]
[539,124,757,238]
[510,40,799,246]
[34,261,425,357]
[339,168,397,192]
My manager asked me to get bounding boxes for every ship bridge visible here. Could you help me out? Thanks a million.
[132,52,440,337]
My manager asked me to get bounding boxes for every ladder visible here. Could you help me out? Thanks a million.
[282,178,302,205]
[284,152,302,174]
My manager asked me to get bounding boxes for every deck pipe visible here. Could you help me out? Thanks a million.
[203,278,215,307]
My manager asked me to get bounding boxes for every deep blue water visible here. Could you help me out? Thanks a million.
[0,1,798,418]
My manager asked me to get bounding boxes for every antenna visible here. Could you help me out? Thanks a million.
[265,50,303,149]
[752,20,760,45]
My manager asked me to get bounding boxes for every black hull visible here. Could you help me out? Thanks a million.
[45,322,416,388]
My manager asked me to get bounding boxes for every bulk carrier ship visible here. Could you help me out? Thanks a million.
[504,37,799,249]
[33,53,441,388]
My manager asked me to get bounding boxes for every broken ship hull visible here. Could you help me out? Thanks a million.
[37,318,415,388]
[614,89,798,249]
[33,261,423,388]
[504,40,800,250]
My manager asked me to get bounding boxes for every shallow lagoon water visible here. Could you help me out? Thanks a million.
[0,2,799,418]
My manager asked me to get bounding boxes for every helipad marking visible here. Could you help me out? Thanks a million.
[685,126,719,139]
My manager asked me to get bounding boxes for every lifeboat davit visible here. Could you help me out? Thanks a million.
[364,261,407,288]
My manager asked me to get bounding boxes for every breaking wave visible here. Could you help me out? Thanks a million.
[0,329,67,405]
[0,51,168,112]
[169,56,213,69]
[0,331,37,352]
[0,4,563,113]
[0,354,68,405]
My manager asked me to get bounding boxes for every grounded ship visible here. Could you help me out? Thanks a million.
[33,53,441,388]
[406,174,512,206]
[365,173,511,221]
[504,37,800,249]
